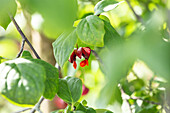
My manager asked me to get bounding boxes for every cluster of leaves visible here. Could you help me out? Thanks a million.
[0,50,83,107]
[120,73,166,112]
[0,0,170,113]
[0,51,57,105]
[52,100,113,113]
[0,0,123,112]
[53,0,123,68]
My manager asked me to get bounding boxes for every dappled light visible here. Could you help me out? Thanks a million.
[0,0,169,113]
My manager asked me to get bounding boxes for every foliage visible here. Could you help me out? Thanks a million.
[0,58,46,106]
[76,15,105,47]
[0,0,169,113]
[57,77,82,104]
[52,29,78,67]
[0,0,17,29]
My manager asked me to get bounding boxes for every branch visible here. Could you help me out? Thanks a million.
[125,0,143,23]
[9,15,44,113]
[118,84,132,113]
[130,96,161,105]
[13,108,31,113]
[55,63,62,78]
[29,97,45,113]
[16,39,26,58]
[91,50,103,65]
[9,15,41,59]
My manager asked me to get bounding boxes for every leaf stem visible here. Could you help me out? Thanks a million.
[13,108,31,113]
[9,15,41,59]
[131,69,139,79]
[91,50,103,65]
[58,66,63,78]
[16,39,26,58]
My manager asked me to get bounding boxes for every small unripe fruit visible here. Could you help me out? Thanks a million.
[82,85,89,96]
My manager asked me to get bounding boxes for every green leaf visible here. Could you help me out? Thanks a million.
[74,102,87,112]
[86,108,96,113]
[0,57,8,64]
[138,105,158,113]
[103,20,122,48]
[0,58,45,106]
[28,58,59,100]
[99,15,110,22]
[74,101,96,113]
[73,111,85,113]
[18,0,78,38]
[81,100,87,106]
[94,0,123,15]
[21,51,59,99]
[57,77,82,103]
[77,15,105,47]
[65,105,72,113]
[53,29,77,67]
[21,51,33,59]
[77,38,94,49]
[109,85,122,104]
[0,0,17,29]
[96,109,113,113]
[0,57,2,64]
[0,56,4,64]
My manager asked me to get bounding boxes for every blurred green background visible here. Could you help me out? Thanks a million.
[0,0,170,112]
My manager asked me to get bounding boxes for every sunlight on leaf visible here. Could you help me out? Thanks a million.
[94,0,124,15]
[77,15,105,47]
[0,0,17,29]
[0,58,45,106]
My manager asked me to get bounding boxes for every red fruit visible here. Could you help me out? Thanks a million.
[68,46,91,69]
[76,47,82,59]
[82,85,89,96]
[80,59,88,67]
[82,47,91,59]
[73,61,77,69]
[53,96,68,109]
[69,49,77,63]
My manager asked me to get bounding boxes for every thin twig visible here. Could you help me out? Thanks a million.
[125,0,143,23]
[16,39,26,58]
[13,108,31,113]
[118,84,132,113]
[29,97,45,113]
[9,14,44,113]
[9,15,41,59]
[131,69,139,79]
[58,66,62,78]
[91,50,103,65]
[130,96,161,105]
